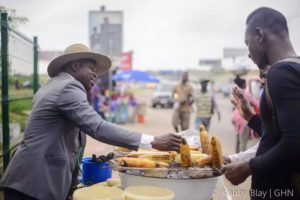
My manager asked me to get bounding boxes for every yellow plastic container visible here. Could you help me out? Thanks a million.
[124,185,175,200]
[73,185,124,200]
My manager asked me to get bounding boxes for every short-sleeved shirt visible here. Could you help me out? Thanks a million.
[173,83,193,112]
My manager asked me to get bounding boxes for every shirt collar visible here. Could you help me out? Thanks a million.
[58,72,75,80]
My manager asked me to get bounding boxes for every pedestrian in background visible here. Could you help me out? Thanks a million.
[172,72,194,132]
[231,78,259,153]
[194,79,220,131]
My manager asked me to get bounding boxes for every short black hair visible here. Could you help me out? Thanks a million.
[234,77,246,88]
[246,7,289,38]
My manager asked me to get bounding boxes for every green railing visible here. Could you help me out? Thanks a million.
[1,12,39,172]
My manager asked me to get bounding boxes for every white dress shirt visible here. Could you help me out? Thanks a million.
[139,134,154,149]
[228,140,260,162]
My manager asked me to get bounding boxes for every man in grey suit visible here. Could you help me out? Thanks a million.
[0,43,182,200]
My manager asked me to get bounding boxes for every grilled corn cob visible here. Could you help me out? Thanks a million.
[175,153,208,164]
[199,125,210,154]
[116,157,169,168]
[210,136,223,169]
[127,151,169,157]
[114,147,132,152]
[195,155,212,167]
[180,138,191,168]
[190,150,202,154]
[127,151,174,164]
[190,146,200,151]
[169,151,178,160]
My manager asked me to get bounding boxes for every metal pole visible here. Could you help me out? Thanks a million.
[108,33,114,122]
[108,69,112,122]
[1,12,10,170]
[33,36,39,94]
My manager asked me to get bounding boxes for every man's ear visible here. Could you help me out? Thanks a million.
[70,61,80,72]
[255,27,265,44]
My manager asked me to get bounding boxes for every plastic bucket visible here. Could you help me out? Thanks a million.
[124,185,175,200]
[81,157,112,184]
[73,185,124,200]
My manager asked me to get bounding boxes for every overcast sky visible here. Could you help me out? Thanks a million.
[1,0,300,72]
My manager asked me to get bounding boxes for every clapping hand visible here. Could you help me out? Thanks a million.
[231,86,255,121]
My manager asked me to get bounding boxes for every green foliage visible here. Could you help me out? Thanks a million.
[9,75,33,87]
[0,99,32,132]
[10,99,32,113]
[10,112,28,132]
[0,6,28,28]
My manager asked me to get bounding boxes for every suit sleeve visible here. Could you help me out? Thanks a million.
[250,65,300,175]
[247,114,263,136]
[58,82,142,150]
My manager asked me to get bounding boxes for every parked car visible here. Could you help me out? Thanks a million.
[151,82,175,108]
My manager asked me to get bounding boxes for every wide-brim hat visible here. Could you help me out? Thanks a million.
[47,43,111,77]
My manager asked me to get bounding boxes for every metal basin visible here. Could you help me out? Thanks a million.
[119,172,219,200]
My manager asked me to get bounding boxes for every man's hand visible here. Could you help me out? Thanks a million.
[222,160,251,185]
[151,133,182,152]
[231,87,255,122]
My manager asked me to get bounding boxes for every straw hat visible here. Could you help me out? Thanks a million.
[47,43,111,77]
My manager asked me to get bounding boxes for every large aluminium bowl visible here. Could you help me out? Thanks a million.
[119,172,219,200]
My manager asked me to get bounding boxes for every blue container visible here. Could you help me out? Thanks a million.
[81,157,112,185]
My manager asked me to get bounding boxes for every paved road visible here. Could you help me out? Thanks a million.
[84,92,259,200]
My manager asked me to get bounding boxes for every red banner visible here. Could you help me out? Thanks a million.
[120,51,133,71]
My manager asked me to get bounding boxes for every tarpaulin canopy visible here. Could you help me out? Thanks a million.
[113,70,160,83]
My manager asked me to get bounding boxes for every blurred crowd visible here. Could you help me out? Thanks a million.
[89,78,144,124]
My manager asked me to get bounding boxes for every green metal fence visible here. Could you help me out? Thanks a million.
[0,12,39,173]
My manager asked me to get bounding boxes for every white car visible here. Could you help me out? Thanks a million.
[151,82,175,108]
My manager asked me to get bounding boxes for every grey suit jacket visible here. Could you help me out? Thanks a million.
[0,73,142,200]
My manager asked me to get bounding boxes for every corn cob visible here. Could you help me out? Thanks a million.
[169,151,178,160]
[127,151,170,157]
[141,156,172,164]
[175,153,208,164]
[190,146,200,151]
[127,151,174,164]
[190,150,203,154]
[199,125,210,154]
[180,138,191,168]
[116,157,169,168]
[116,157,156,168]
[210,136,223,169]
[195,155,212,167]
[156,162,169,168]
[115,147,132,152]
